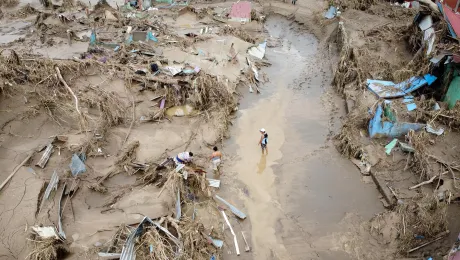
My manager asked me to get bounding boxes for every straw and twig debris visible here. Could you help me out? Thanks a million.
[397,195,448,254]
[27,237,69,260]
[220,25,257,44]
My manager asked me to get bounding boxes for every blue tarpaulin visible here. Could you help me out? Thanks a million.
[324,6,337,19]
[369,104,425,138]
[147,31,158,42]
[367,74,437,98]
[403,98,414,103]
[90,30,97,46]
[406,103,417,111]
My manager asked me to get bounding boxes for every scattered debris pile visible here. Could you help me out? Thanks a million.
[397,195,449,254]
[0,0,264,258]
[328,0,460,257]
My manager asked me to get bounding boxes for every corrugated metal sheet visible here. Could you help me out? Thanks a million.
[215,195,246,219]
[44,171,59,200]
[36,144,53,168]
[229,1,251,20]
[444,0,460,12]
[58,183,66,240]
[120,217,181,260]
[443,2,460,37]
[438,1,460,38]
[369,104,425,138]
[367,74,437,98]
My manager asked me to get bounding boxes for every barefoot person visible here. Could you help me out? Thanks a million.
[258,128,268,154]
[174,151,193,166]
[210,146,222,173]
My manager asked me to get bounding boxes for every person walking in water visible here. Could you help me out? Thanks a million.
[258,128,268,154]
[174,151,193,166]
[210,146,222,174]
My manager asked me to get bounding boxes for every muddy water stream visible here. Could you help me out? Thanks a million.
[222,16,384,260]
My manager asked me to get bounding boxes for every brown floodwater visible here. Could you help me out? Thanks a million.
[221,15,384,260]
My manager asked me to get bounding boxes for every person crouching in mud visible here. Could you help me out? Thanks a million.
[174,151,193,166]
[258,128,268,154]
[210,146,222,174]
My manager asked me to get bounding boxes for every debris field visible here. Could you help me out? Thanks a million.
[0,0,460,259]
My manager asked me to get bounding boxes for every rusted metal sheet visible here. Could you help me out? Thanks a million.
[120,217,181,260]
[229,1,251,22]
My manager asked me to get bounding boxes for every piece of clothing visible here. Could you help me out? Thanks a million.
[262,133,268,145]
[174,156,185,165]
[174,152,191,165]
[211,158,221,171]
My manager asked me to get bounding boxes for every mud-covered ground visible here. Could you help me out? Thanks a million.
[0,0,459,259]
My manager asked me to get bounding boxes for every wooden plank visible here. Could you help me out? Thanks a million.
[221,210,240,256]
[407,230,449,253]
[97,252,121,259]
[36,144,53,168]
[241,231,250,252]
[0,154,33,193]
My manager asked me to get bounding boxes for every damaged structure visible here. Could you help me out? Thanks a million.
[1,0,460,259]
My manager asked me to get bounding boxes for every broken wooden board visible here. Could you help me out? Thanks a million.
[36,143,53,168]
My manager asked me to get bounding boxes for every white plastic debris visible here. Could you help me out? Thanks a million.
[426,125,445,136]
[32,226,60,239]
[248,41,267,59]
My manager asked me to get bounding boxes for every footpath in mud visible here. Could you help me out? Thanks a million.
[1,0,460,260]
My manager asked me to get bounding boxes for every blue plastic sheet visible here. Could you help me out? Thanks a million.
[406,103,417,111]
[385,139,398,155]
[90,30,97,46]
[126,35,133,45]
[403,98,414,103]
[369,104,425,138]
[147,31,158,42]
[367,74,437,98]
[324,6,337,19]
[210,237,223,248]
[69,153,86,176]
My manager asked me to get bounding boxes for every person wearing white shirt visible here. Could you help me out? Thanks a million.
[174,151,193,165]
